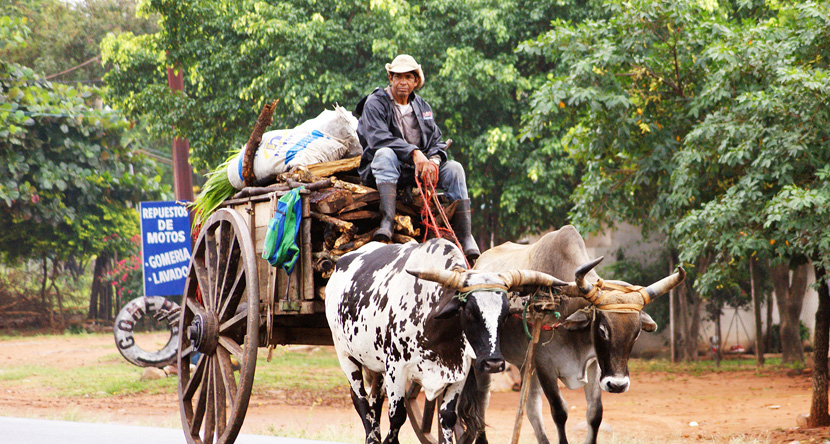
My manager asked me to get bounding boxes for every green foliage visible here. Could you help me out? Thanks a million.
[0,0,157,84]
[102,0,604,242]
[522,0,830,306]
[671,1,830,274]
[0,15,169,266]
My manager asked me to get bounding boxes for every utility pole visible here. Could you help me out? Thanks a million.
[166,66,194,203]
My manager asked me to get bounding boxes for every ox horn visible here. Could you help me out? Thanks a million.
[642,266,687,302]
[499,270,569,291]
[574,256,604,295]
[406,268,465,289]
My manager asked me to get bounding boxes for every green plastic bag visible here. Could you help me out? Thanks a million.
[262,187,304,273]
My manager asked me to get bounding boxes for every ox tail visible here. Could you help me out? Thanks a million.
[457,367,488,444]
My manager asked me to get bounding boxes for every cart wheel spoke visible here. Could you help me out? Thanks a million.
[219,306,248,334]
[218,270,245,323]
[178,209,259,444]
[183,354,208,402]
[405,382,439,444]
[218,335,245,363]
[204,359,216,444]
[216,347,239,409]
[190,359,211,437]
[214,358,227,438]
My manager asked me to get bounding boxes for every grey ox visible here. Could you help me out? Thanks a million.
[458,225,685,444]
[325,238,565,444]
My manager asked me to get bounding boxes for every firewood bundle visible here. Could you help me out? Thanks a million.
[230,156,457,283]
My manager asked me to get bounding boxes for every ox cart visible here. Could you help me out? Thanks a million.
[175,156,461,444]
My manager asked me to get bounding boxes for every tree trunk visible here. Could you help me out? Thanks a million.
[808,265,830,427]
[40,255,48,308]
[714,306,722,367]
[765,288,774,356]
[88,253,112,320]
[771,260,809,363]
[669,252,706,362]
[750,257,765,366]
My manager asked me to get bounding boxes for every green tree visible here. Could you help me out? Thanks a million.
[0,15,169,322]
[101,0,603,243]
[671,1,830,365]
[520,0,729,360]
[0,0,156,83]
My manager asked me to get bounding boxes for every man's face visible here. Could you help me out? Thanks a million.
[388,71,418,104]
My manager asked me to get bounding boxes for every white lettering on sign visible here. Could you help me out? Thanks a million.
[157,219,174,230]
[151,266,189,284]
[146,231,187,244]
[147,247,191,268]
[141,206,188,219]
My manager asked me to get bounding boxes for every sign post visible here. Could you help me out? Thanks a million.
[139,201,192,296]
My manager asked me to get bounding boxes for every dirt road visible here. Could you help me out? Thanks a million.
[0,333,824,443]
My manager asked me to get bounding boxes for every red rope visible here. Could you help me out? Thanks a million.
[414,171,470,269]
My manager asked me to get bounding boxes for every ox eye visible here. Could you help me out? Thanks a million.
[598,324,610,341]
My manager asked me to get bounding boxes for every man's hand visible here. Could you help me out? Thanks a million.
[412,150,438,186]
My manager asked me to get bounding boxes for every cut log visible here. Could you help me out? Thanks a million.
[333,179,376,196]
[333,232,353,250]
[311,212,356,233]
[243,100,278,186]
[339,210,380,221]
[310,188,354,214]
[392,233,417,244]
[287,178,333,191]
[394,215,418,237]
[338,200,369,213]
[307,156,361,177]
[353,190,379,204]
[313,256,335,273]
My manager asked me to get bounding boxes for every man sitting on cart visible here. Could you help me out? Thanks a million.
[355,54,481,261]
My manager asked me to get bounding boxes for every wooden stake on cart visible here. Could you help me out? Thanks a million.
[511,316,544,444]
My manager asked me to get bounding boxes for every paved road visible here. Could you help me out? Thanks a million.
[2,417,350,444]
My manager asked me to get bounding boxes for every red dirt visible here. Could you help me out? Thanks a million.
[0,334,824,443]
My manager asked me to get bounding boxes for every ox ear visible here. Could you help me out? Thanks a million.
[435,297,463,320]
[561,311,591,331]
[640,311,658,332]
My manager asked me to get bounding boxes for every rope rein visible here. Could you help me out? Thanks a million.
[414,171,469,269]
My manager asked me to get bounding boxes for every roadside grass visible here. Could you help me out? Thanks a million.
[0,333,346,399]
[0,358,176,397]
[252,345,346,393]
[629,355,797,376]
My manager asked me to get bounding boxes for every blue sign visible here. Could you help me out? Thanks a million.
[139,201,192,296]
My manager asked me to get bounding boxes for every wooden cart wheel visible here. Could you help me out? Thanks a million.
[177,209,260,444]
[405,383,464,444]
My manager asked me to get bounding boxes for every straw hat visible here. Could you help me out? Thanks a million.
[385,54,425,89]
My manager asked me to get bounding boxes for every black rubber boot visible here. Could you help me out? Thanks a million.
[452,198,481,261]
[373,182,397,242]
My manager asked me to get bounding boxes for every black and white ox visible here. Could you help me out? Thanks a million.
[325,238,564,444]
[458,225,685,444]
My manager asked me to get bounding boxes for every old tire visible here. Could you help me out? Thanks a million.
[113,296,180,368]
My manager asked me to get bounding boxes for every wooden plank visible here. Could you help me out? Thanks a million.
[301,196,314,301]
[300,300,326,315]
[270,327,334,346]
[306,156,360,177]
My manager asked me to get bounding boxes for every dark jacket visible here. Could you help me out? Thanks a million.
[356,87,447,187]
